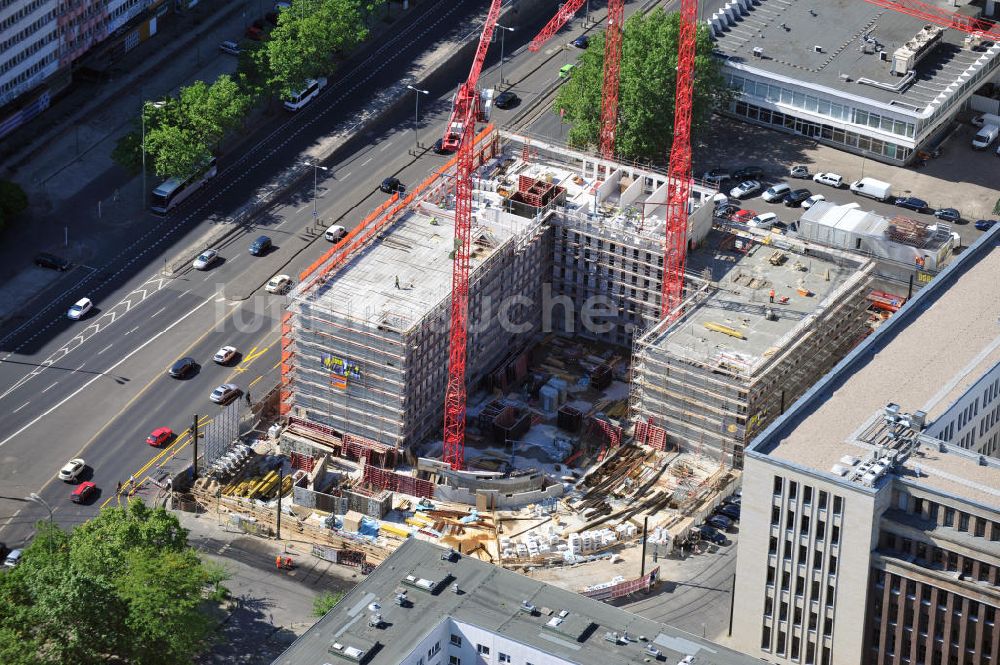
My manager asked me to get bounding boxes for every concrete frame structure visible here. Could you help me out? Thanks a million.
[281,129,718,451]
[707,0,1000,165]
[629,230,875,468]
[271,537,764,665]
[731,228,1000,665]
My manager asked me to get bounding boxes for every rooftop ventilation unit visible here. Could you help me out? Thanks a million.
[814,45,823,53]
[752,46,764,58]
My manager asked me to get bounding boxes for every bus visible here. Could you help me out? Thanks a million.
[149,158,218,214]
[283,77,327,112]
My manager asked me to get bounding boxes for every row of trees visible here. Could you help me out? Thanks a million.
[114,0,371,181]
[0,502,228,664]
[553,9,731,163]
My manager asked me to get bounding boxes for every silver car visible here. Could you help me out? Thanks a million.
[193,249,219,271]
[210,383,241,404]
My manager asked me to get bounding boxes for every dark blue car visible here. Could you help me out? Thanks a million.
[975,219,998,231]
[895,196,928,213]
[934,208,961,222]
[249,235,272,256]
[698,526,727,545]
[572,35,589,49]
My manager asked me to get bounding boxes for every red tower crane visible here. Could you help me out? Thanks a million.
[441,0,504,471]
[660,0,698,321]
[863,0,1000,39]
[529,0,625,159]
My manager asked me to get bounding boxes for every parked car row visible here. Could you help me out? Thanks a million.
[695,492,741,545]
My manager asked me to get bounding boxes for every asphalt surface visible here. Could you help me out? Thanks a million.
[0,0,634,547]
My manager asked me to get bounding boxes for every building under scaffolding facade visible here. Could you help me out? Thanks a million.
[629,231,876,467]
[279,129,718,451]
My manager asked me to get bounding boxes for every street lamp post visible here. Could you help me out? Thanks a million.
[141,103,147,208]
[302,162,329,223]
[497,24,515,87]
[26,493,53,523]
[405,85,429,150]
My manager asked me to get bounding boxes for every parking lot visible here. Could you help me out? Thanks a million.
[694,118,999,248]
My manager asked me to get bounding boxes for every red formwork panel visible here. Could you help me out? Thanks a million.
[362,465,434,499]
[582,566,659,601]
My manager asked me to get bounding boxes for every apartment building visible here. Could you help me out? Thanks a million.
[731,227,1000,665]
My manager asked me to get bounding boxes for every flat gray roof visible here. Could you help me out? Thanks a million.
[272,539,763,665]
[749,228,1000,509]
[709,0,994,111]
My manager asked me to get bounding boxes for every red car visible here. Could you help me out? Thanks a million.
[71,481,97,504]
[245,25,265,41]
[732,209,757,224]
[146,427,173,447]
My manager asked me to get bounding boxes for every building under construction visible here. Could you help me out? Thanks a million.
[280,129,718,452]
[629,229,876,468]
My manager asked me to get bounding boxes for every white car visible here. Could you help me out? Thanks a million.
[193,249,220,270]
[266,274,292,294]
[812,172,844,188]
[729,180,762,199]
[748,212,779,229]
[761,183,791,203]
[802,194,826,209]
[213,345,238,365]
[67,298,92,320]
[210,383,241,404]
[58,458,86,481]
[324,225,347,242]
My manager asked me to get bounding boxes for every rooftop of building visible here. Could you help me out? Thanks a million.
[638,229,870,377]
[708,0,1000,111]
[290,138,704,334]
[749,228,1000,509]
[271,538,763,665]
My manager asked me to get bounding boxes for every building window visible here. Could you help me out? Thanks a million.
[451,635,462,647]
[803,486,813,505]
[818,491,828,510]
[429,642,441,659]
[789,481,798,500]
[833,496,843,515]
[498,654,510,664]
[762,625,772,650]
[477,645,490,655]
[450,657,461,665]
[774,476,784,494]
[829,554,838,574]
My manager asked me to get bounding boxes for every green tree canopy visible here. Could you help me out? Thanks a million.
[0,503,214,664]
[554,8,731,162]
[143,123,211,178]
[0,180,29,219]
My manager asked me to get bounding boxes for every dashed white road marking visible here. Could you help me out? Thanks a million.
[13,402,29,413]
[42,382,58,393]
[98,344,113,355]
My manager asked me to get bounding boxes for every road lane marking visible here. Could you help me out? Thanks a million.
[124,326,139,335]
[379,141,393,151]
[150,307,166,318]
[75,362,86,373]
[178,289,191,298]
[98,344,113,355]
[242,346,269,364]
[341,171,352,180]
[13,402,29,413]
[248,375,263,388]
[0,297,219,450]
[42,382,58,393]
[361,157,373,166]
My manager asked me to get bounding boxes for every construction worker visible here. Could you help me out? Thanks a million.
[769,288,775,303]
[116,481,122,494]
[275,555,283,570]
[394,275,400,289]
[129,474,136,487]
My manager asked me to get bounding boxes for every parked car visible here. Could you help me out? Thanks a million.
[169,356,197,378]
[723,492,741,505]
[4,549,23,568]
[749,212,779,229]
[783,188,812,207]
[706,514,733,531]
[324,225,347,242]
[34,252,71,271]
[245,25,265,41]
[895,196,929,213]
[729,180,763,199]
[249,235,272,256]
[58,458,86,482]
[802,194,826,209]
[146,427,173,447]
[975,219,998,231]
[789,164,810,178]
[213,345,238,365]
[572,35,589,49]
[716,203,740,218]
[971,114,987,128]
[702,168,731,185]
[698,526,728,545]
[67,297,92,320]
[761,183,792,203]
[494,91,520,109]
[432,138,454,155]
[732,209,757,224]
[771,221,790,233]
[210,383,242,404]
[812,172,844,188]
[717,503,741,521]
[380,177,405,194]
[193,249,220,270]
[71,481,97,504]
[934,208,961,223]
[558,63,577,78]
[218,40,241,56]
[732,166,764,180]
[265,274,292,294]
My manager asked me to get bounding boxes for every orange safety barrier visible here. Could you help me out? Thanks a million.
[282,311,292,323]
[281,349,293,362]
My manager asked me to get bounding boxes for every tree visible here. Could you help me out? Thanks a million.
[313,590,345,617]
[111,130,145,175]
[0,504,214,664]
[553,8,731,162]
[0,180,28,219]
[180,76,252,147]
[143,123,211,178]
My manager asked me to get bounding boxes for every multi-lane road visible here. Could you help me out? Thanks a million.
[0,0,627,546]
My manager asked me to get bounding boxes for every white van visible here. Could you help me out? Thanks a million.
[284,77,327,112]
[850,177,893,201]
[972,124,999,150]
[324,224,347,242]
[761,183,791,202]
